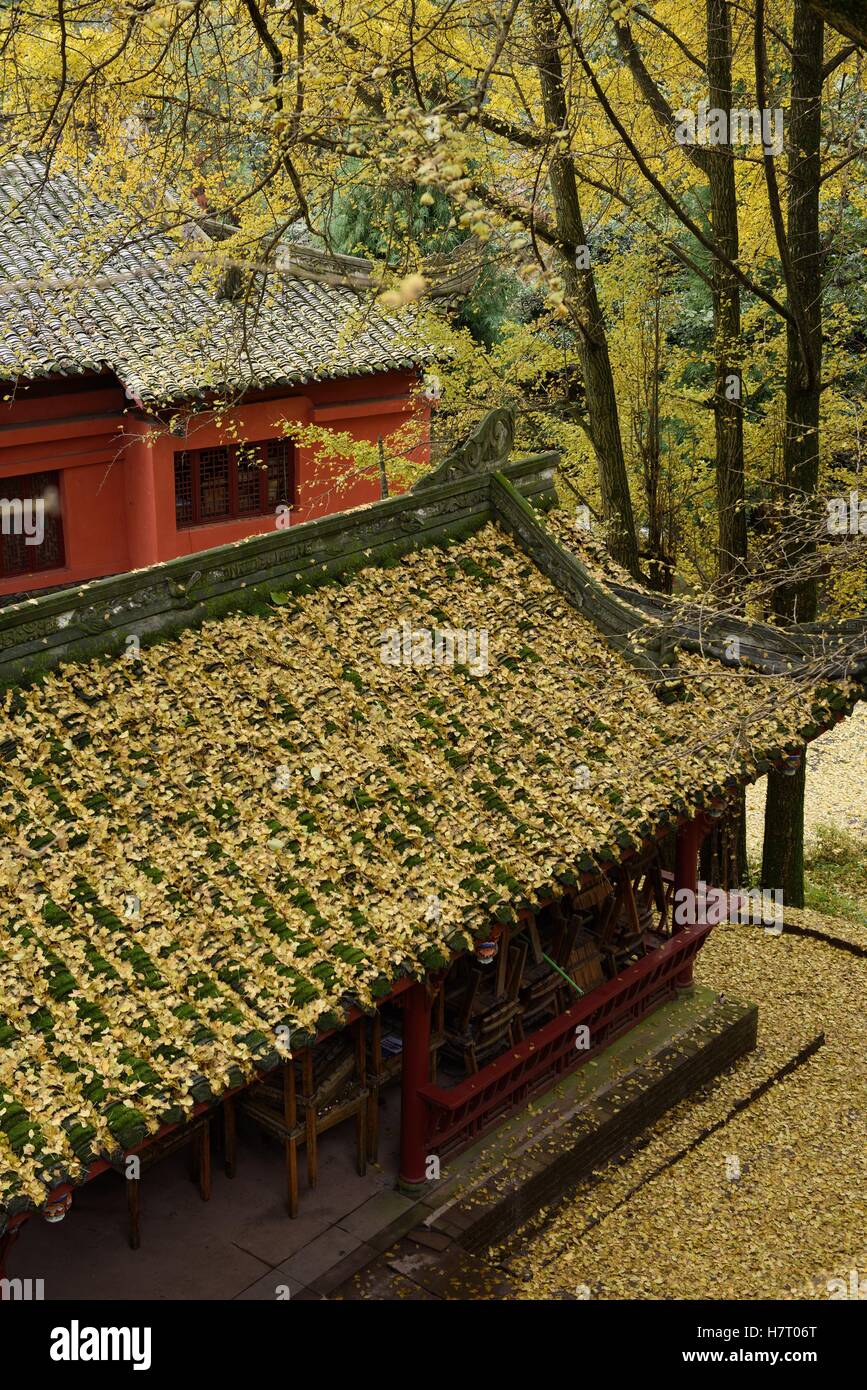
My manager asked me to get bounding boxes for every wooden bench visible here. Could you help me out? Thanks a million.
[121,1115,211,1250]
[236,1018,369,1217]
[235,1063,303,1217]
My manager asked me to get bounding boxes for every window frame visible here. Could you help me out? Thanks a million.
[0,469,66,580]
[174,439,294,530]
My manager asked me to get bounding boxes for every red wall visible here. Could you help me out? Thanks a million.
[0,371,428,598]
[0,381,132,593]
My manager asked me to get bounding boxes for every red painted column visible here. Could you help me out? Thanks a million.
[398,980,431,1194]
[124,432,162,570]
[674,818,702,916]
[673,816,707,986]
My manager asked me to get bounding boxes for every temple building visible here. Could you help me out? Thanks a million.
[0,155,431,600]
[0,409,864,1281]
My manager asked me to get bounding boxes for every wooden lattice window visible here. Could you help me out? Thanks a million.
[0,471,65,579]
[174,452,193,526]
[199,446,231,520]
[236,443,262,516]
[173,440,294,528]
[266,440,292,510]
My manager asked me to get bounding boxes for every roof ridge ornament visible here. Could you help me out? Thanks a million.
[412,407,515,491]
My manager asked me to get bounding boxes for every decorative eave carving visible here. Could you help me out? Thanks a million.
[412,407,519,491]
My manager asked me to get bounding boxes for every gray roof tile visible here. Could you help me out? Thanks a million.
[0,156,431,403]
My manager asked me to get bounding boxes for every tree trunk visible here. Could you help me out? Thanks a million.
[611,5,747,590]
[775,2,824,627]
[762,759,807,907]
[762,0,824,908]
[707,0,748,587]
[639,287,673,591]
[704,0,750,881]
[531,0,641,578]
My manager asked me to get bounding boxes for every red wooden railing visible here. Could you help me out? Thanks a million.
[417,918,714,1159]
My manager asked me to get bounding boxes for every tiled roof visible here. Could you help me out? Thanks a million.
[0,512,855,1224]
[0,156,430,404]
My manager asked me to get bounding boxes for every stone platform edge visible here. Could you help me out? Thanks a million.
[446,995,757,1255]
[332,992,757,1299]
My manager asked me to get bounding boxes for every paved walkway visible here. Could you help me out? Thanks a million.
[745,702,867,853]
